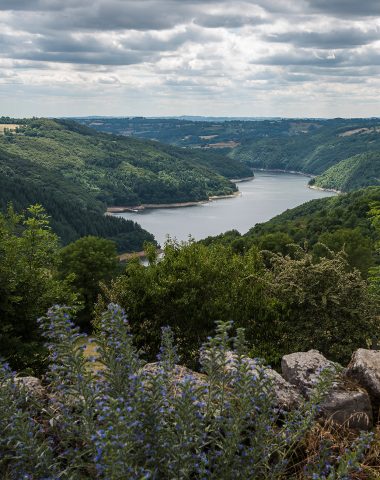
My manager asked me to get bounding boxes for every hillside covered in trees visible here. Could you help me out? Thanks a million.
[76,116,380,193]
[0,117,250,249]
[312,152,380,192]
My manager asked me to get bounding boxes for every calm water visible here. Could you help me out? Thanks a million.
[114,172,336,246]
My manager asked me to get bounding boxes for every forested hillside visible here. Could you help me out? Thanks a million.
[76,116,380,192]
[231,122,380,176]
[312,152,380,192]
[0,117,249,249]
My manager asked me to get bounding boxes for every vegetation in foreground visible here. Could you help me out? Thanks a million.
[0,190,380,478]
[0,305,374,479]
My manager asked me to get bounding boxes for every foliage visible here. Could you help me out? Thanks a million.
[97,239,377,368]
[0,305,373,479]
[0,146,156,252]
[314,152,380,192]
[230,121,380,178]
[58,236,119,330]
[265,248,378,365]
[0,205,77,373]
[0,118,237,207]
[96,241,271,367]
[368,202,380,299]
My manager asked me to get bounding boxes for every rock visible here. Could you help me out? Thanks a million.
[320,380,373,430]
[14,376,46,402]
[281,350,335,395]
[223,352,302,410]
[346,349,380,419]
[282,350,372,429]
[265,368,303,410]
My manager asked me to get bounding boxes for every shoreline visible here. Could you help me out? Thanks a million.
[253,168,315,178]
[308,184,342,194]
[229,175,255,183]
[107,191,241,213]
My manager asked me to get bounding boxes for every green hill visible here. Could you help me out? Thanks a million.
[230,123,380,175]
[75,116,380,190]
[0,118,246,250]
[312,152,380,192]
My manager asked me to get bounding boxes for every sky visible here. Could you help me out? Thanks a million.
[1,0,380,118]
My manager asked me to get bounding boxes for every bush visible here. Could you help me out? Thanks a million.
[0,304,373,479]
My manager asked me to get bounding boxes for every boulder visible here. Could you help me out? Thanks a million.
[223,352,302,410]
[320,381,373,430]
[282,350,372,429]
[281,350,335,395]
[346,349,380,420]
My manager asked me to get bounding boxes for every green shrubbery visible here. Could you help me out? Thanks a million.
[97,239,378,368]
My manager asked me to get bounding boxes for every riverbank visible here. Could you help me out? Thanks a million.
[107,191,241,213]
[254,168,315,178]
[229,175,255,183]
[308,185,342,194]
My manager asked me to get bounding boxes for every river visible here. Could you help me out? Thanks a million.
[113,172,336,246]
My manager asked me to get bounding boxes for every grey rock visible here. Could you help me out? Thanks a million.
[282,350,372,429]
[224,352,302,410]
[346,349,380,419]
[321,380,373,430]
[281,350,335,395]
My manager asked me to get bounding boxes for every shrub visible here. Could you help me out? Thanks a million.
[0,304,374,479]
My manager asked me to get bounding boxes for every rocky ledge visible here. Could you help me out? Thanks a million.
[11,348,380,431]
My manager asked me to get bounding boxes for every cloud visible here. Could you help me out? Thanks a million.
[265,27,380,49]
[307,0,380,17]
[1,1,380,117]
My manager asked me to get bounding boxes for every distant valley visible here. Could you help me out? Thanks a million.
[75,116,380,193]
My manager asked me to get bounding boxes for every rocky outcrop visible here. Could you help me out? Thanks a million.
[346,349,380,421]
[9,349,380,431]
[282,350,372,430]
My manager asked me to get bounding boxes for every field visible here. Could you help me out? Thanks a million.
[0,124,20,133]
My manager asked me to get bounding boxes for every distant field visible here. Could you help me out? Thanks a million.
[0,124,19,133]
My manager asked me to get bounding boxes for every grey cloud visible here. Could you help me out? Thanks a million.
[3,1,268,33]
[0,0,88,11]
[194,13,268,29]
[307,0,380,16]
[266,27,380,49]
[10,50,149,66]
[0,26,219,66]
[254,50,345,67]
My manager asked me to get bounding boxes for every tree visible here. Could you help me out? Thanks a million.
[266,248,378,364]
[96,240,272,366]
[59,236,119,330]
[314,228,374,276]
[0,205,76,373]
